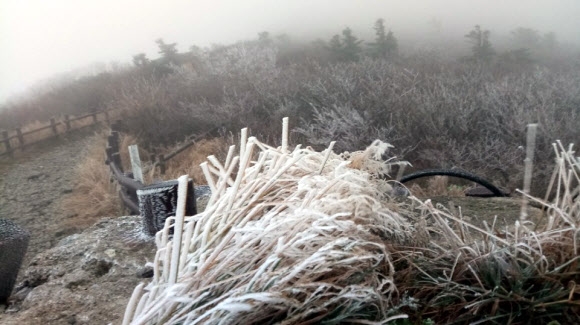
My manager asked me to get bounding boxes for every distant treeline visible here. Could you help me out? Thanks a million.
[1,19,578,195]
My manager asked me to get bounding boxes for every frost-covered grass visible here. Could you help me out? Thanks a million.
[124,121,580,324]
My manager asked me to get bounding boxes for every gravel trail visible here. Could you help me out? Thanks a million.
[0,135,92,271]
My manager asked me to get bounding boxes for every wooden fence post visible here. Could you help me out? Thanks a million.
[1,131,11,155]
[104,110,110,125]
[112,153,123,173]
[158,154,166,175]
[50,118,58,137]
[110,132,120,153]
[111,121,120,132]
[16,128,24,147]
[105,147,115,165]
[64,115,71,131]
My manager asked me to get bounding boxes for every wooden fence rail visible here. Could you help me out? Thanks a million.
[0,109,114,157]
[149,125,222,175]
[105,123,218,214]
[104,129,143,215]
[105,126,201,235]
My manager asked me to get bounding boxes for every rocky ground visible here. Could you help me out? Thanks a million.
[1,133,94,270]
[0,132,156,325]
[0,131,544,324]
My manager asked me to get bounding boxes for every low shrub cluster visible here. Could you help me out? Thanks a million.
[3,27,579,196]
[106,41,579,195]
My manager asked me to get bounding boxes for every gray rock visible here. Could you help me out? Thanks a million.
[136,266,154,278]
[0,219,30,305]
[0,216,156,325]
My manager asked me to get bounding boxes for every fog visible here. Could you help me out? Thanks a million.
[1,0,579,103]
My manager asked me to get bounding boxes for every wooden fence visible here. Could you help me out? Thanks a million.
[0,110,114,157]
[105,129,143,214]
[150,126,221,175]
[105,125,204,234]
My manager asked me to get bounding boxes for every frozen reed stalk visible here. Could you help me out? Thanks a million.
[168,175,189,285]
[122,283,145,325]
[520,123,538,221]
[240,127,248,158]
[396,163,406,181]
[281,117,289,153]
[124,119,413,324]
[317,141,335,175]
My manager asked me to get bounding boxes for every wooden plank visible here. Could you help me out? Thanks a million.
[163,140,195,161]
[20,122,62,137]
[129,145,144,184]
[68,111,100,123]
[162,127,219,162]
[109,159,143,192]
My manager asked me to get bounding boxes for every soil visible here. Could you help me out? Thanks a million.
[0,131,156,325]
[0,132,94,271]
[0,131,544,324]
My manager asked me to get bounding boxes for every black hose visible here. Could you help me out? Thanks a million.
[399,168,509,197]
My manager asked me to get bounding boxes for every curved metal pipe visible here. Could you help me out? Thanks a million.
[400,168,509,197]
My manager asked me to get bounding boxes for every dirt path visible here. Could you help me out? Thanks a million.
[0,131,157,325]
[0,134,92,276]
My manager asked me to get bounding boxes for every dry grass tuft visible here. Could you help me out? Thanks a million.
[123,125,411,325]
[151,137,231,185]
[60,133,123,229]
[407,176,467,197]
[389,141,580,324]
[122,119,580,324]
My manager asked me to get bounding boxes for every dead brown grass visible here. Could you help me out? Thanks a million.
[149,137,231,184]
[59,134,229,229]
[408,176,467,197]
[112,134,233,184]
[60,133,123,229]
[112,134,234,184]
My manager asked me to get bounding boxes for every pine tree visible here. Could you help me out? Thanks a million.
[156,38,179,64]
[340,27,362,62]
[132,53,150,67]
[258,31,272,46]
[385,30,398,57]
[369,19,398,58]
[465,25,495,63]
[328,35,342,52]
[511,27,540,50]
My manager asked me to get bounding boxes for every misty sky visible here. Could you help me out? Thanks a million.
[1,0,579,104]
